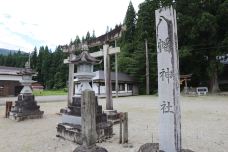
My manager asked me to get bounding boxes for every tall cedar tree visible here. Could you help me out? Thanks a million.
[177,0,228,92]
[118,1,137,81]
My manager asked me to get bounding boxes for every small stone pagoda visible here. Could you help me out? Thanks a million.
[9,61,44,121]
[57,45,113,144]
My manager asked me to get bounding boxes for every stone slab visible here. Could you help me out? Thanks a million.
[138,143,194,152]
[62,114,81,125]
[73,145,108,152]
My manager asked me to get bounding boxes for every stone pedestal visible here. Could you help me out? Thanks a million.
[73,90,108,152]
[103,109,120,124]
[74,145,108,152]
[9,94,44,121]
[57,96,113,144]
[137,143,194,152]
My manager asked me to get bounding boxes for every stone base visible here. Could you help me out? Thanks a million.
[59,108,67,114]
[57,123,82,144]
[56,121,113,144]
[9,94,44,121]
[9,111,44,122]
[103,110,120,124]
[73,145,108,152]
[138,143,194,152]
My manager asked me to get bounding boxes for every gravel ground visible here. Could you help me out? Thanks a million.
[0,95,67,106]
[0,95,227,152]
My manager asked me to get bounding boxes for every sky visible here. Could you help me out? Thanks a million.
[0,0,144,52]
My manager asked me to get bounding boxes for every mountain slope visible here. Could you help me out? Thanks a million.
[0,48,21,55]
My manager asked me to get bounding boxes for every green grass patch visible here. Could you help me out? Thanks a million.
[33,89,67,96]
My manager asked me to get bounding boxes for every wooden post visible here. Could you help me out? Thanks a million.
[115,40,119,98]
[103,44,113,110]
[145,39,150,95]
[81,89,97,147]
[156,6,181,152]
[123,112,128,144]
[119,113,123,144]
[119,112,128,144]
[5,101,12,118]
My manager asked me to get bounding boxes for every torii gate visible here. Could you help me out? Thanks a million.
[90,44,120,110]
[63,25,123,110]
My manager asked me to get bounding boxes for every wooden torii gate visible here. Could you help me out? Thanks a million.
[90,45,120,110]
[63,25,124,110]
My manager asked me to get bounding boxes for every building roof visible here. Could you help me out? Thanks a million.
[180,74,192,79]
[0,66,24,76]
[93,70,135,82]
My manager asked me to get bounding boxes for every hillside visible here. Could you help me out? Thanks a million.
[0,48,19,55]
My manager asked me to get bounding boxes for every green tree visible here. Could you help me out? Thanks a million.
[119,1,137,70]
[177,0,228,93]
[31,47,38,69]
[122,1,136,44]
[86,31,91,41]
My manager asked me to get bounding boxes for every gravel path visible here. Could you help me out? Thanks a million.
[0,95,227,152]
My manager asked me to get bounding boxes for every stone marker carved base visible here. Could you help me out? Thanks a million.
[138,143,194,152]
[57,96,113,144]
[9,94,44,121]
[73,145,108,152]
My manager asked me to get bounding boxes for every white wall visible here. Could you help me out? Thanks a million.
[75,82,134,96]
[0,75,22,81]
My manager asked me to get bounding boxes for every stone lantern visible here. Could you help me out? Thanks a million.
[71,45,101,94]
[20,61,36,94]
[9,61,44,121]
[57,45,113,144]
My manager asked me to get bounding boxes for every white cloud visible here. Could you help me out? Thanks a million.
[0,0,144,52]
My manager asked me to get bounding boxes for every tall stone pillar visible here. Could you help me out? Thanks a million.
[74,90,108,152]
[81,90,97,147]
[156,5,181,152]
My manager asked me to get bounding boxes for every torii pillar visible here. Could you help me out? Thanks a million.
[103,44,113,110]
[90,44,120,111]
[62,45,76,106]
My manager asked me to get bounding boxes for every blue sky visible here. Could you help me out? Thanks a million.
[0,0,144,52]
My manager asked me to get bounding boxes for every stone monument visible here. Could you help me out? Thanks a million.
[138,4,184,152]
[57,46,113,144]
[73,90,108,152]
[9,61,44,121]
[156,5,181,152]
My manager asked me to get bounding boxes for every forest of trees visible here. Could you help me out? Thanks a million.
[0,0,227,93]
[118,0,228,93]
[0,46,68,89]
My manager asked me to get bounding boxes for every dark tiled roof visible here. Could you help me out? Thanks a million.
[0,66,24,75]
[93,70,135,82]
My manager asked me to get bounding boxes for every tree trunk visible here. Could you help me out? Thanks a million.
[209,62,220,93]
